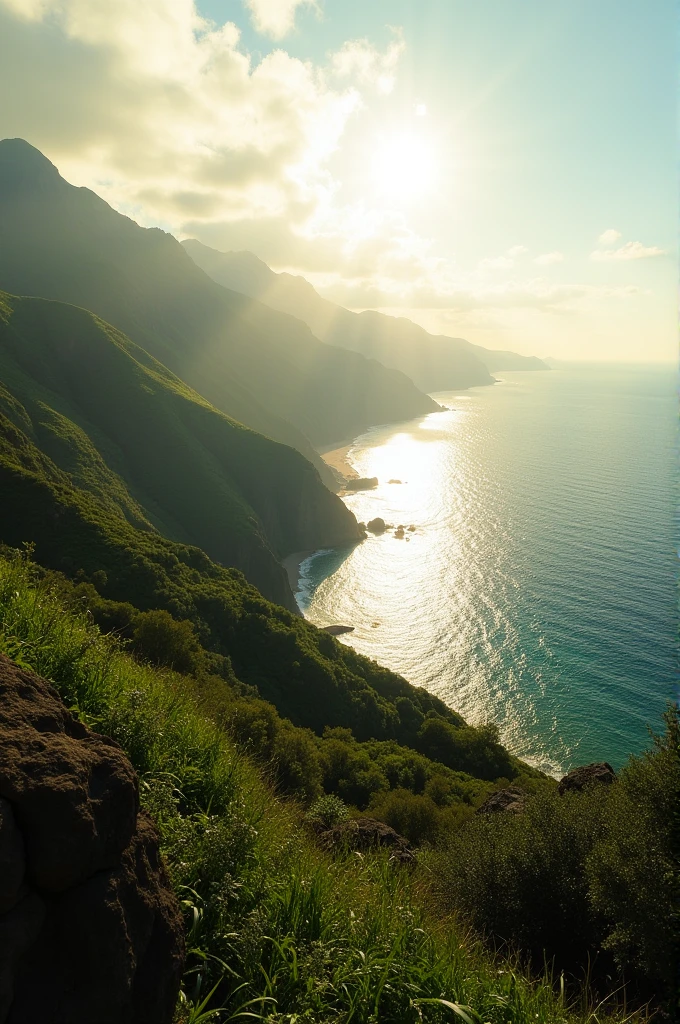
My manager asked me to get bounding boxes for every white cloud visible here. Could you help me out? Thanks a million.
[598,228,622,246]
[244,0,317,39]
[479,255,514,271]
[330,30,405,95]
[534,251,564,265]
[590,240,666,262]
[0,0,378,230]
[0,0,667,359]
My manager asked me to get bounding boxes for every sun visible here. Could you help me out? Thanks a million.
[371,132,437,202]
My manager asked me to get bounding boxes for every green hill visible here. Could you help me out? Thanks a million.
[181,239,548,393]
[0,291,364,609]
[0,293,475,742]
[0,554,666,1023]
[0,139,440,477]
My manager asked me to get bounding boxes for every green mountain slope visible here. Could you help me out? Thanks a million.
[182,239,548,391]
[0,420,472,742]
[0,291,363,609]
[0,139,440,469]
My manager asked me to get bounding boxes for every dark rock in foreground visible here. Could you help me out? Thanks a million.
[366,518,387,534]
[0,654,184,1024]
[558,762,616,795]
[320,817,415,864]
[476,787,528,815]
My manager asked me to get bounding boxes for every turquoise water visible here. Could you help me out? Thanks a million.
[299,365,678,775]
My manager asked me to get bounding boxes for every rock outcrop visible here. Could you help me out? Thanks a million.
[558,762,616,796]
[320,817,415,864]
[0,654,184,1024]
[476,787,528,815]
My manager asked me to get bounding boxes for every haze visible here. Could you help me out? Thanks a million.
[0,0,675,361]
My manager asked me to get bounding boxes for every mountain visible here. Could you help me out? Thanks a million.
[181,240,548,392]
[0,291,363,610]
[0,140,440,487]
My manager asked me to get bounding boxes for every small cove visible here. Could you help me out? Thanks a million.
[298,365,678,774]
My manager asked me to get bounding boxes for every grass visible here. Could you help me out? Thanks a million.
[0,552,647,1024]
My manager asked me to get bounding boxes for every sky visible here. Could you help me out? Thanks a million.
[0,0,676,361]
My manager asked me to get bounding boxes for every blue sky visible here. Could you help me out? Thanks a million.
[0,0,675,359]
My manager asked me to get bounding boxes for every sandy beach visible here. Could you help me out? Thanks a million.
[318,440,359,479]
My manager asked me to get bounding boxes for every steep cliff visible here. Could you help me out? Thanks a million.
[0,291,363,610]
[0,139,439,463]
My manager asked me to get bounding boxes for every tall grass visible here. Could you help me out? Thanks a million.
[0,553,644,1023]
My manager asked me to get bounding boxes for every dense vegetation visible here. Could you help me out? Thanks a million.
[0,552,657,1024]
[0,289,361,609]
[428,723,679,1007]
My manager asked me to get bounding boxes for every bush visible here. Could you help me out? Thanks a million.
[416,717,514,780]
[367,788,442,846]
[131,608,202,674]
[431,708,679,1005]
[306,794,350,831]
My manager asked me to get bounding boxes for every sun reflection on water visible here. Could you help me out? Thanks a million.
[298,369,678,776]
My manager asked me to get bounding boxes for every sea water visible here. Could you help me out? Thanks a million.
[299,365,678,775]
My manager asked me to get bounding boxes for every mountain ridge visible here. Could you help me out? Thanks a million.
[0,138,441,480]
[181,239,548,393]
[0,290,365,610]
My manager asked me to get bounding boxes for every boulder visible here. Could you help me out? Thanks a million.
[476,787,527,815]
[0,654,184,1024]
[366,518,387,534]
[320,817,415,864]
[320,625,355,636]
[344,477,378,492]
[558,762,616,796]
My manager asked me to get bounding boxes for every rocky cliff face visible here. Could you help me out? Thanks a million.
[0,654,184,1024]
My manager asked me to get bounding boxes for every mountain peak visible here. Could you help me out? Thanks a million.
[0,138,62,193]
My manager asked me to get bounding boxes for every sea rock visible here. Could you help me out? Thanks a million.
[394,526,405,539]
[344,477,378,492]
[320,817,415,864]
[476,787,528,815]
[366,518,387,534]
[558,762,616,796]
[388,479,402,484]
[320,625,355,636]
[0,654,184,1024]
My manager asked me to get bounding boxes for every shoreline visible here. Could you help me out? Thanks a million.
[283,549,315,596]
[317,437,361,480]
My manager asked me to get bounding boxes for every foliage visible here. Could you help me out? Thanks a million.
[132,609,203,674]
[305,795,349,831]
[0,552,633,1024]
[430,715,679,1006]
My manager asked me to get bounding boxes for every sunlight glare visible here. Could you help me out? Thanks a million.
[371,132,437,202]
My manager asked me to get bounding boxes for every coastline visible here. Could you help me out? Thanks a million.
[317,440,359,480]
[283,549,315,596]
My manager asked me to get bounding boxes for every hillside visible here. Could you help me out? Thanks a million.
[0,291,365,610]
[181,239,548,393]
[0,554,670,1023]
[0,139,440,473]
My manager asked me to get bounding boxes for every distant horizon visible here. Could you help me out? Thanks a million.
[0,0,675,363]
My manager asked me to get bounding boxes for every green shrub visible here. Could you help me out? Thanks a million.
[431,711,679,1005]
[367,788,442,845]
[131,608,202,674]
[306,794,350,831]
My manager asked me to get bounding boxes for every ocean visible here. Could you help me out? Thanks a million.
[298,364,678,775]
